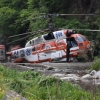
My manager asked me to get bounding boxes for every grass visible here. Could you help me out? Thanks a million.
[0,75,5,99]
[0,64,100,100]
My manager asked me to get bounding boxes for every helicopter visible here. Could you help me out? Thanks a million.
[6,13,100,63]
[7,30,92,63]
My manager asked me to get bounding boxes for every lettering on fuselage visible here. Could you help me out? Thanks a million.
[55,31,62,39]
[13,48,31,58]
[13,51,19,58]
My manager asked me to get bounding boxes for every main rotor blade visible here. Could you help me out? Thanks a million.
[8,28,49,38]
[7,29,49,45]
[76,29,100,32]
[41,13,100,16]
[58,28,100,32]
[7,28,100,45]
[7,35,32,45]
[8,32,33,38]
[59,14,100,16]
[22,13,100,23]
[73,29,100,32]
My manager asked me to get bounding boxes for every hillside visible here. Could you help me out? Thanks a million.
[0,0,100,56]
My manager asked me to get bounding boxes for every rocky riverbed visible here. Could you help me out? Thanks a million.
[2,62,100,99]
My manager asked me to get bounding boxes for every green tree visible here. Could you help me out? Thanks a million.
[0,7,17,35]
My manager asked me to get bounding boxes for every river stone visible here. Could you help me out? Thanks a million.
[82,70,100,79]
[81,74,93,79]
[52,73,65,77]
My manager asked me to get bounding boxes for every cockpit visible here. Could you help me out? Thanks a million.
[67,35,89,48]
[75,35,88,42]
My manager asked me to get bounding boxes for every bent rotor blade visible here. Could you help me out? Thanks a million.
[7,29,49,45]
[41,13,100,16]
[8,29,49,38]
[7,35,32,45]
[8,32,33,38]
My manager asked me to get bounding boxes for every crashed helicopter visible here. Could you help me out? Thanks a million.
[6,29,92,63]
[6,13,100,63]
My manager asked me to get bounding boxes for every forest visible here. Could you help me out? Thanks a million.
[0,0,100,57]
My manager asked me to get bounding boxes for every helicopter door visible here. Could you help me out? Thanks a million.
[70,37,78,47]
[39,52,51,61]
[51,51,62,60]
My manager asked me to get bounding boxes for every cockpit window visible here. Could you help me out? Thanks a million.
[75,36,84,42]
[80,35,88,41]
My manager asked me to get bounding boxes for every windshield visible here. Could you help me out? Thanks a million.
[75,36,84,42]
[80,35,88,41]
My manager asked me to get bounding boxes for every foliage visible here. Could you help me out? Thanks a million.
[91,58,100,71]
[0,7,17,35]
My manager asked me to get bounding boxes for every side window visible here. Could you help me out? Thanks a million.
[44,33,54,40]
[45,44,51,50]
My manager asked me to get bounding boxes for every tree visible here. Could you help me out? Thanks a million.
[0,7,18,35]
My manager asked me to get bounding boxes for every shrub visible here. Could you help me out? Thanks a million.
[91,58,100,71]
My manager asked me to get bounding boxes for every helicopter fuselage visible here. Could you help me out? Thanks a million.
[8,32,91,63]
